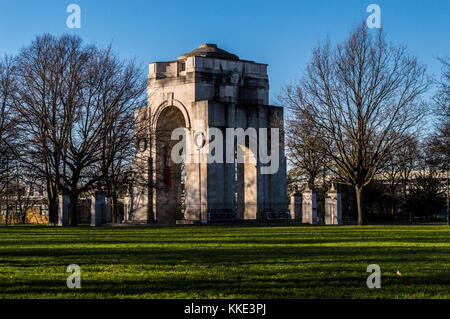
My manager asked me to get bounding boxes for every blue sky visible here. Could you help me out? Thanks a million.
[0,0,448,103]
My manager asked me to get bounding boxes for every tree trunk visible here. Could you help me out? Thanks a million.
[47,181,58,225]
[308,175,316,189]
[390,186,396,216]
[447,196,449,226]
[69,192,78,226]
[355,186,367,225]
[21,208,26,224]
[48,199,58,225]
[447,180,449,226]
[111,192,119,223]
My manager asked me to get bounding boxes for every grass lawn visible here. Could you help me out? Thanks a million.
[0,224,449,299]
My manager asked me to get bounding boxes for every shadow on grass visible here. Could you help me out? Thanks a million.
[1,272,448,298]
[0,224,449,298]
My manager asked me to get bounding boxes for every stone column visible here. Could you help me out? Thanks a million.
[302,185,317,224]
[325,184,342,225]
[290,186,302,222]
[91,190,106,227]
[244,147,258,220]
[57,193,70,226]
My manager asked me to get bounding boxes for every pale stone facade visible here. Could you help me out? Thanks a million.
[129,44,287,224]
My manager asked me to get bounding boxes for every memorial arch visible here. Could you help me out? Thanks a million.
[130,44,287,224]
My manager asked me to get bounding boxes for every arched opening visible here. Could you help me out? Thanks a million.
[155,105,186,223]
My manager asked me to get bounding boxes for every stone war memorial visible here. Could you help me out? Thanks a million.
[129,44,288,224]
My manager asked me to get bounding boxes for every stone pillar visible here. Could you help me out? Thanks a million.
[57,193,70,226]
[91,190,106,227]
[184,124,208,224]
[325,185,342,225]
[290,186,302,222]
[302,185,317,224]
[244,147,258,220]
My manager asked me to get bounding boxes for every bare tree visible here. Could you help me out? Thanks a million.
[95,47,146,223]
[382,134,419,216]
[432,57,449,225]
[0,55,20,226]
[13,34,84,224]
[9,159,42,224]
[58,45,145,226]
[407,138,446,221]
[434,57,450,123]
[284,22,429,225]
[283,115,327,188]
[14,34,146,226]
[0,56,18,190]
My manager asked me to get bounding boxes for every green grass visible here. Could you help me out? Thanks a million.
[0,224,449,299]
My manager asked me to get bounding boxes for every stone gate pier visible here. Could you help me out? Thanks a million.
[302,185,317,224]
[325,185,342,225]
[129,44,287,224]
